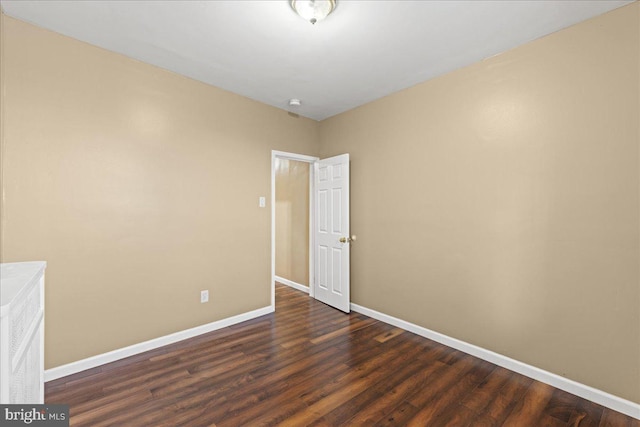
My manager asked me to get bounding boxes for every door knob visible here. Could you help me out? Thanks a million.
[339,235,357,243]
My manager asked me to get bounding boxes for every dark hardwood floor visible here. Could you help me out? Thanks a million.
[46,284,639,426]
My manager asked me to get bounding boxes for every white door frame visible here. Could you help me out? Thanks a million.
[271,150,319,308]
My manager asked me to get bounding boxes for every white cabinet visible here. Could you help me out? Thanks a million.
[0,262,46,404]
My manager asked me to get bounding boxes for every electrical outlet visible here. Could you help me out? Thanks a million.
[200,290,209,303]
[259,196,266,208]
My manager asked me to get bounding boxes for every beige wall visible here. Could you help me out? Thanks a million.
[320,3,639,403]
[0,14,319,368]
[275,159,310,286]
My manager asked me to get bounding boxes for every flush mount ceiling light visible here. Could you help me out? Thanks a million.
[290,0,336,24]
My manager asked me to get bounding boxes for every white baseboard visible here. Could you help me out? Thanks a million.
[275,276,309,294]
[350,303,640,420]
[44,305,274,382]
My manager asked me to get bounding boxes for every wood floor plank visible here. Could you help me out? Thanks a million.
[501,381,556,426]
[405,358,496,426]
[298,337,421,407]
[460,365,513,414]
[437,403,479,427]
[311,384,381,426]
[44,283,640,426]
[281,340,427,425]
[477,369,534,424]
[541,413,573,427]
[568,397,607,427]
[375,401,421,427]
[405,354,487,409]
[373,327,405,343]
[308,317,377,344]
[324,341,449,425]
[347,360,448,425]
[599,408,640,427]
[544,387,584,424]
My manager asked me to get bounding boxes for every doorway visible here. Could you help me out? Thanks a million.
[270,151,318,307]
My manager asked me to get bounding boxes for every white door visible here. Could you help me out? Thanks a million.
[314,154,350,313]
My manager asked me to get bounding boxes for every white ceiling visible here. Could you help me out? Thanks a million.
[0,0,633,121]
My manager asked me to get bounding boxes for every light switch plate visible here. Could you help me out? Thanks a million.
[259,197,266,208]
